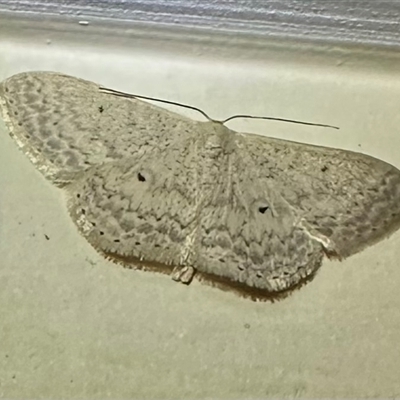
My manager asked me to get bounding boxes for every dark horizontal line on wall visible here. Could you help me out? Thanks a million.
[1,1,400,48]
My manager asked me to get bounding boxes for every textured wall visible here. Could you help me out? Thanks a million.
[1,1,400,47]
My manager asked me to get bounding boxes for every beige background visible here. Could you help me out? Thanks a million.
[1,17,400,398]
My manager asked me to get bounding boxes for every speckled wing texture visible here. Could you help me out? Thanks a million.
[0,71,195,186]
[68,138,200,271]
[1,71,400,300]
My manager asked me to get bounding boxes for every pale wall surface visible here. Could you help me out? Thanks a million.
[1,16,400,398]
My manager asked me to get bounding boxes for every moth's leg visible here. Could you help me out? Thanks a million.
[171,265,196,284]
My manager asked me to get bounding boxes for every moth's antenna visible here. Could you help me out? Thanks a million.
[100,87,339,130]
[222,115,339,130]
[99,87,213,121]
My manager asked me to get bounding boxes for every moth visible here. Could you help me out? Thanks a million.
[1,71,400,300]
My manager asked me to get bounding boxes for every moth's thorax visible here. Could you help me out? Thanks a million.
[191,121,234,206]
[200,121,237,156]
